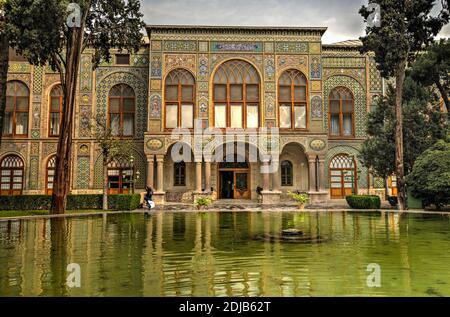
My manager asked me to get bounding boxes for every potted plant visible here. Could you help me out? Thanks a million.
[287,191,309,210]
[195,197,212,210]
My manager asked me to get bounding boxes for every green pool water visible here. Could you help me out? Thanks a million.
[0,211,450,297]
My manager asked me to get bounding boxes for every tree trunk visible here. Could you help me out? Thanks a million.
[0,33,9,146]
[103,157,108,211]
[395,59,407,211]
[435,80,450,117]
[50,26,84,214]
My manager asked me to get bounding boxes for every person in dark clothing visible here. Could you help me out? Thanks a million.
[144,186,155,209]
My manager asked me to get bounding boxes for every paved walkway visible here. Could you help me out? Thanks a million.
[153,199,395,212]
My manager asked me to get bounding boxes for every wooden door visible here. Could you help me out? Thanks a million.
[234,172,250,199]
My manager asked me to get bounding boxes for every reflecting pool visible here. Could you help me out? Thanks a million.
[1,211,450,297]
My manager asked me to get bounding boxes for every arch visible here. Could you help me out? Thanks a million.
[45,155,57,195]
[49,84,63,137]
[279,142,309,192]
[108,83,136,137]
[212,59,261,129]
[329,153,357,199]
[4,80,30,137]
[0,154,25,195]
[164,68,196,129]
[96,71,148,138]
[328,86,355,137]
[278,69,309,130]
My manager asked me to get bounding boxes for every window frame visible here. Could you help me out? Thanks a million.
[108,84,136,137]
[115,54,131,65]
[48,85,63,137]
[173,161,186,187]
[164,69,196,130]
[4,81,30,138]
[328,87,355,138]
[278,70,308,131]
[0,155,24,196]
[329,154,358,199]
[281,160,293,187]
[45,155,57,195]
[212,60,261,129]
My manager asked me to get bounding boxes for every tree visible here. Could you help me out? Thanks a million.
[360,0,450,210]
[410,39,450,116]
[0,0,9,146]
[91,114,133,211]
[360,77,449,192]
[4,0,145,214]
[406,139,450,210]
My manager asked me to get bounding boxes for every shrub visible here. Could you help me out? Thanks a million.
[346,195,381,209]
[0,194,141,211]
[287,191,309,205]
[195,197,212,207]
[406,140,450,210]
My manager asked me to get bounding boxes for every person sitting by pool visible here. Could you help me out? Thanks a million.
[144,186,155,210]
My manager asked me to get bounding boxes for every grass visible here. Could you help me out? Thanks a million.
[0,209,113,219]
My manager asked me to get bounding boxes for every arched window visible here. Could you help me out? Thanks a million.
[0,155,24,196]
[279,70,308,129]
[173,161,186,186]
[330,154,357,199]
[107,157,134,194]
[3,81,29,137]
[281,161,293,186]
[49,85,63,137]
[46,156,56,195]
[329,87,354,137]
[213,60,260,128]
[165,69,195,129]
[108,84,135,136]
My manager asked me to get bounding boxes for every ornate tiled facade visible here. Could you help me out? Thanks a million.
[1,25,386,201]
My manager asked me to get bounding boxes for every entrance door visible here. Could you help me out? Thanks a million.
[220,171,234,199]
[234,172,250,199]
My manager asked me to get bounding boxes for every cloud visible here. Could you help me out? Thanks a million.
[141,0,449,44]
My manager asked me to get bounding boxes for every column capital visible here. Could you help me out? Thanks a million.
[146,154,155,162]
[156,154,164,162]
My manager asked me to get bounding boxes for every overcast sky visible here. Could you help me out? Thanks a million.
[141,0,450,44]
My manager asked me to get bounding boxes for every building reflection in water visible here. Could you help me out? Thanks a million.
[1,211,450,297]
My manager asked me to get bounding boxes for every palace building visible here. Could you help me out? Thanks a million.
[1,25,393,204]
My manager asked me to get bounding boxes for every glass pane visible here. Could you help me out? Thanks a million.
[294,86,306,102]
[51,98,61,112]
[330,114,340,135]
[230,85,243,101]
[343,114,353,136]
[214,104,226,128]
[182,86,194,102]
[6,97,14,111]
[246,85,259,102]
[331,183,342,188]
[279,86,291,101]
[109,99,120,113]
[123,98,135,112]
[110,114,120,136]
[166,85,178,101]
[246,105,259,128]
[214,85,227,101]
[15,98,28,111]
[3,113,13,135]
[123,114,134,136]
[236,173,248,191]
[122,85,134,97]
[14,82,29,97]
[342,100,353,113]
[294,106,306,129]
[50,113,60,136]
[15,113,28,135]
[181,105,193,129]
[230,104,243,128]
[165,105,178,129]
[280,105,291,129]
[330,100,340,113]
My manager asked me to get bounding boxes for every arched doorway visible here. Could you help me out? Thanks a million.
[46,155,56,195]
[0,155,24,196]
[107,157,134,194]
[329,154,357,199]
[218,153,251,199]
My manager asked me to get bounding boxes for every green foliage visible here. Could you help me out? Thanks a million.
[360,77,449,178]
[0,194,141,211]
[195,197,213,207]
[287,191,309,205]
[346,195,382,209]
[4,0,145,69]
[360,0,449,77]
[406,140,450,209]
